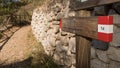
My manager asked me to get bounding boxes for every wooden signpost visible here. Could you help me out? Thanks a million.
[59,0,120,68]
[60,16,113,42]
[60,16,113,68]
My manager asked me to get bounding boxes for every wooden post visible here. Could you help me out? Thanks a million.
[76,10,91,68]
[76,36,91,68]
[60,10,114,68]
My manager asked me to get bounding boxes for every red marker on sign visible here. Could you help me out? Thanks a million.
[60,19,62,29]
[98,16,113,42]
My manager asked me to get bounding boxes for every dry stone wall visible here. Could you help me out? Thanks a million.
[31,0,120,68]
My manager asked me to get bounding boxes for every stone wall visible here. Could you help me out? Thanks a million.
[31,0,120,68]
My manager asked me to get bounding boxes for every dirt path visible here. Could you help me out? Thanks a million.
[0,25,57,68]
[0,26,32,66]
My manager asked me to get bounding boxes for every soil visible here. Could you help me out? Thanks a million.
[0,26,33,68]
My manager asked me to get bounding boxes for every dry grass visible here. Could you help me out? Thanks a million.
[0,32,2,39]
[26,29,60,68]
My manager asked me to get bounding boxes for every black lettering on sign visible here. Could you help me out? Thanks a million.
[101,27,105,30]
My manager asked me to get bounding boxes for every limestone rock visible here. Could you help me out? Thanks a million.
[60,36,69,46]
[63,56,72,67]
[53,25,60,34]
[91,59,108,68]
[53,53,61,64]
[61,31,68,36]
[56,44,68,53]
[31,0,72,67]
[71,65,76,68]
[68,11,76,17]
[109,61,120,68]
[71,54,76,65]
[47,36,56,47]
[107,47,120,62]
[52,21,60,25]
[56,12,65,20]
[69,37,76,54]
[110,25,120,47]
[96,50,110,63]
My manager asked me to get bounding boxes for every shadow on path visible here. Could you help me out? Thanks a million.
[0,57,33,68]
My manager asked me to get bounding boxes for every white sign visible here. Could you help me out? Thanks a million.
[98,25,113,34]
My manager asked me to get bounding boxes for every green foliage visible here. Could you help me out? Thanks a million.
[0,0,32,26]
[0,1,27,16]
[26,0,46,6]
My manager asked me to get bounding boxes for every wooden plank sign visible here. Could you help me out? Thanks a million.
[60,16,113,42]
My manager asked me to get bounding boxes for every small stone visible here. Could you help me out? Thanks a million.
[63,56,72,67]
[61,31,68,36]
[67,33,75,38]
[52,5,61,13]
[60,36,69,46]
[39,32,47,40]
[55,40,62,46]
[107,47,120,62]
[60,58,66,66]
[91,59,108,68]
[47,36,56,47]
[62,46,69,51]
[109,61,120,68]
[67,50,71,56]
[110,25,120,47]
[96,49,110,63]
[47,29,54,35]
[113,15,120,25]
[69,37,76,54]
[71,54,76,65]
[55,45,64,53]
[71,65,76,68]
[55,33,61,40]
[56,12,64,20]
[41,39,55,56]
[53,25,60,34]
[76,10,91,17]
[68,11,76,17]
[52,21,60,25]
[53,53,61,64]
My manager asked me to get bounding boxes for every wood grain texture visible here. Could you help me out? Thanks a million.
[75,10,91,68]
[76,36,91,68]
[70,0,120,10]
[62,17,98,39]
[62,15,120,39]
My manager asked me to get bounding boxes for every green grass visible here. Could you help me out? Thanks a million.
[0,0,46,26]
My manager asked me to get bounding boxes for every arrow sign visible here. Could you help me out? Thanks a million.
[60,16,113,42]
